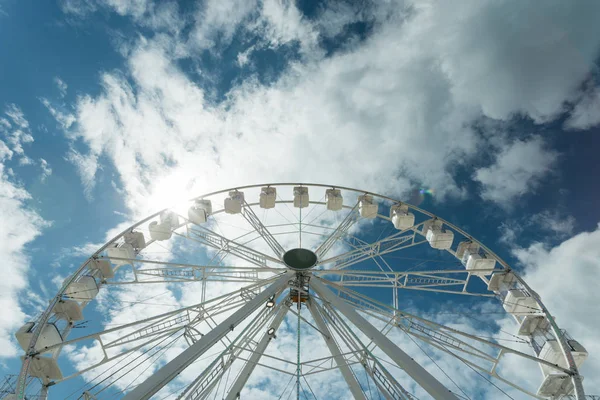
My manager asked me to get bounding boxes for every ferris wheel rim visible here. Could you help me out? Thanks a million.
[14,182,586,400]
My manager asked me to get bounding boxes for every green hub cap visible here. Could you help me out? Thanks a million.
[283,248,318,271]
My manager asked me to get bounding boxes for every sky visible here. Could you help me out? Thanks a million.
[1,0,600,398]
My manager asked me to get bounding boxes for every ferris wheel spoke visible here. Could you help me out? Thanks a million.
[102,258,285,285]
[311,277,457,399]
[240,199,286,258]
[178,297,286,400]
[314,269,499,297]
[121,272,293,400]
[313,299,416,400]
[306,298,367,400]
[327,281,573,397]
[37,276,284,387]
[314,201,360,261]
[181,225,284,268]
[223,301,290,400]
[318,229,423,270]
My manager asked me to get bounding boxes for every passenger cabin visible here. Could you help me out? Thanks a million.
[293,186,309,208]
[224,191,245,214]
[188,199,212,224]
[456,241,496,276]
[422,220,454,250]
[358,195,378,218]
[64,276,99,301]
[325,188,343,211]
[390,203,414,230]
[503,289,541,315]
[16,322,62,355]
[260,187,276,209]
[149,211,179,241]
[107,242,136,266]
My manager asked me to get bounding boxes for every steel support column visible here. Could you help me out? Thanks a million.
[311,277,457,400]
[306,299,367,400]
[224,302,290,400]
[123,272,293,400]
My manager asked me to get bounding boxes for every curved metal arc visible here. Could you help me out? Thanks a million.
[17,183,585,399]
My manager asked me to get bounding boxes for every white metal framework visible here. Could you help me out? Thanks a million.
[8,183,589,400]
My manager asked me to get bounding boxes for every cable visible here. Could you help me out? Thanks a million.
[401,330,472,400]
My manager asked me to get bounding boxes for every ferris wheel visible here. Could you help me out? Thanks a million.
[8,183,589,400]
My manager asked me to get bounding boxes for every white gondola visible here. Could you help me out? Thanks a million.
[487,271,516,293]
[358,195,378,218]
[64,276,98,301]
[107,242,136,266]
[456,241,496,276]
[124,231,146,250]
[325,189,343,211]
[503,289,541,315]
[259,187,276,209]
[390,203,414,230]
[27,356,63,380]
[293,187,309,208]
[53,300,84,321]
[224,191,245,214]
[149,211,179,241]
[537,374,574,398]
[188,199,212,224]
[16,322,62,354]
[537,335,587,397]
[89,258,114,279]
[149,221,172,241]
[539,336,588,376]
[517,315,547,335]
[423,220,454,250]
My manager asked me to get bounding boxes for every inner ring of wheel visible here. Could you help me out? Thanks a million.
[283,248,318,271]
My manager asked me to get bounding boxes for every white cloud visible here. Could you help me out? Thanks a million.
[47,0,600,395]
[565,84,600,130]
[1,104,34,157]
[40,97,76,129]
[473,136,559,206]
[39,158,52,182]
[500,210,576,246]
[54,76,68,98]
[417,0,600,123]
[0,161,48,357]
[512,224,600,390]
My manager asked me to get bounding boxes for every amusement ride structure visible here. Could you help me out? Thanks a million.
[2,183,590,399]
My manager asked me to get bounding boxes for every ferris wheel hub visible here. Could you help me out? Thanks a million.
[283,248,318,271]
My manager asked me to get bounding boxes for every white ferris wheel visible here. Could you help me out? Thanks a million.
[5,183,590,400]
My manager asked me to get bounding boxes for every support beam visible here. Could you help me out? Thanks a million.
[306,299,366,400]
[123,272,293,400]
[311,277,457,400]
[315,203,359,260]
[224,302,290,400]
[242,200,286,258]
[316,301,414,400]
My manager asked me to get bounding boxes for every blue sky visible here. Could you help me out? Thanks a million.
[1,0,600,398]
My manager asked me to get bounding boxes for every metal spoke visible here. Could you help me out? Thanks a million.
[311,276,457,399]
[224,301,290,400]
[241,199,286,258]
[183,225,284,268]
[314,300,415,400]
[306,299,366,400]
[315,202,360,260]
[178,297,285,399]
[313,268,501,296]
[318,230,422,270]
[122,272,293,400]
